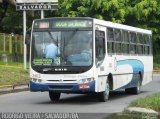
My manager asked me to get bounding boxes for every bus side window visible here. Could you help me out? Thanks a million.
[107,28,114,53]
[130,32,136,43]
[137,33,143,55]
[114,29,122,54]
[115,29,121,41]
[122,30,129,54]
[143,34,150,55]
[130,32,136,54]
[95,30,105,66]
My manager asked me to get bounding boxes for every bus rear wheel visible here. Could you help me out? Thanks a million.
[98,80,110,102]
[49,91,61,102]
[125,74,141,95]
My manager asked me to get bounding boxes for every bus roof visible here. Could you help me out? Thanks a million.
[94,18,152,35]
[33,17,152,35]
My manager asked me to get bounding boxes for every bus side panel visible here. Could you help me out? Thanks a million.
[104,55,153,90]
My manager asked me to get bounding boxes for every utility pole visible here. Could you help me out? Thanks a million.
[23,10,27,70]
[41,10,44,19]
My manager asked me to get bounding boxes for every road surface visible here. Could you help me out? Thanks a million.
[0,75,159,119]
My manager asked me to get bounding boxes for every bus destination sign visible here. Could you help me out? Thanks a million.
[53,20,92,28]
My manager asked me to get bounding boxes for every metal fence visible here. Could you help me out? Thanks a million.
[0,33,24,64]
[0,33,23,55]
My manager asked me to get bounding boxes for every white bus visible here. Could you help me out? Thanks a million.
[29,17,153,102]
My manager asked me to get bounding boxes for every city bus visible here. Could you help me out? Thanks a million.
[29,17,153,102]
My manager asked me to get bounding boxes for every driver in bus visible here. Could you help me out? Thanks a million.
[45,39,60,60]
[67,34,92,66]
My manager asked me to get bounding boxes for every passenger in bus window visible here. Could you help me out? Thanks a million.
[45,39,60,59]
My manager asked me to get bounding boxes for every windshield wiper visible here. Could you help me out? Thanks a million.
[48,30,57,44]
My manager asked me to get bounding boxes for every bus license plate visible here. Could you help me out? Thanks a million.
[79,84,90,89]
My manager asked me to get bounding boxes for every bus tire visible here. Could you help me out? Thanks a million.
[125,74,141,95]
[98,80,110,102]
[49,91,61,102]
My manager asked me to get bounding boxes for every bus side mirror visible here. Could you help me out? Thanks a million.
[25,28,31,45]
[25,34,30,44]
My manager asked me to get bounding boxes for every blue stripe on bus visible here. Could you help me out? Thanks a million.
[29,80,95,93]
[117,59,144,73]
[116,59,144,89]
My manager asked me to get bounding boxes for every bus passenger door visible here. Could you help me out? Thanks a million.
[95,25,107,92]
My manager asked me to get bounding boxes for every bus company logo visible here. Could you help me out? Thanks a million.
[54,68,68,71]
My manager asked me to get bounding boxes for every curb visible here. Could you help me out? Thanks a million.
[125,107,159,115]
[124,107,160,119]
[0,85,29,95]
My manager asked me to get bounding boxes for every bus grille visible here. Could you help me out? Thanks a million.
[48,85,74,90]
[47,80,76,82]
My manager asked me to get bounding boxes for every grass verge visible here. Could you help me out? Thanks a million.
[0,61,29,68]
[154,63,160,70]
[107,93,160,119]
[0,63,29,86]
[129,93,160,112]
[108,112,159,119]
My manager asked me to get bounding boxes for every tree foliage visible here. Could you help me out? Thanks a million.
[0,0,41,33]
[58,0,128,23]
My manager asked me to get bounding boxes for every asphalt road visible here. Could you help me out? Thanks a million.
[0,75,160,119]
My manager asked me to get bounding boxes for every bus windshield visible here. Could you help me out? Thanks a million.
[32,30,93,66]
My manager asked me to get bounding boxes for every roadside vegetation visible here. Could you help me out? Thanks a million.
[129,93,160,112]
[0,62,29,86]
[108,112,159,119]
[108,93,160,119]
[0,61,24,67]
[153,63,160,74]
[154,63,160,70]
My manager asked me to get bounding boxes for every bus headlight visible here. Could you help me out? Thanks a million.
[32,78,37,82]
[32,78,43,83]
[79,77,94,84]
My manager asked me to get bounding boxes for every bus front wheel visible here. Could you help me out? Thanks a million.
[49,91,61,102]
[98,80,110,102]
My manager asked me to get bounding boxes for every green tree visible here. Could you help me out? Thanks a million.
[58,0,128,23]
[0,0,41,34]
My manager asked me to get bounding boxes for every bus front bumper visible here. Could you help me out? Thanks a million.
[29,80,95,93]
